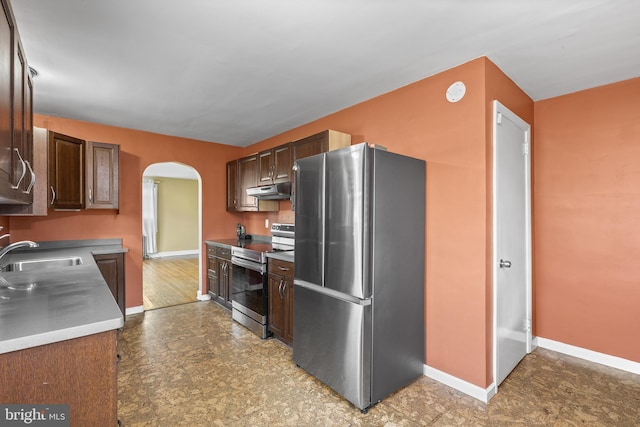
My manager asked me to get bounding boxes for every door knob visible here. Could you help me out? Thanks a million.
[499,259,512,268]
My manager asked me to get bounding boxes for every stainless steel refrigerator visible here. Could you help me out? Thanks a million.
[293,142,425,412]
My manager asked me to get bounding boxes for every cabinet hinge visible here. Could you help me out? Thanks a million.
[522,142,529,156]
[496,112,503,125]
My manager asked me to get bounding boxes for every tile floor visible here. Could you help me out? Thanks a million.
[117,302,640,426]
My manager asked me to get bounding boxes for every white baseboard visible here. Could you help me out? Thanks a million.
[423,339,640,404]
[197,291,211,301]
[424,365,496,403]
[125,305,144,316]
[146,249,199,259]
[535,337,640,375]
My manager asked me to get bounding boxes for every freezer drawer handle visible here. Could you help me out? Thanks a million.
[294,279,372,306]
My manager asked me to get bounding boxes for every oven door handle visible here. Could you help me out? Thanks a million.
[231,256,266,275]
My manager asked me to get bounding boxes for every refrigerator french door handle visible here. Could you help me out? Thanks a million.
[321,154,326,288]
[294,279,372,306]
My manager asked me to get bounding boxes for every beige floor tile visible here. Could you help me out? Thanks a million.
[118,302,640,426]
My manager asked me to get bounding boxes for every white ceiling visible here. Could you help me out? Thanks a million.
[10,0,640,147]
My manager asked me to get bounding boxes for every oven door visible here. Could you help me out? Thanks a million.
[230,256,267,321]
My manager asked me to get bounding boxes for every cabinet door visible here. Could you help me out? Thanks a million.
[94,253,126,319]
[268,274,285,338]
[292,131,327,162]
[22,72,34,199]
[0,0,13,202]
[273,143,292,183]
[10,39,32,204]
[236,155,258,211]
[257,149,274,185]
[284,279,294,344]
[86,141,119,209]
[207,254,220,300]
[49,132,85,209]
[0,331,118,426]
[0,126,47,215]
[221,260,232,308]
[226,160,237,211]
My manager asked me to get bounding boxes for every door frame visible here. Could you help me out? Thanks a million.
[141,162,206,309]
[492,100,533,390]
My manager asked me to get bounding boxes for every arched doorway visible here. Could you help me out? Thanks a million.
[142,162,204,310]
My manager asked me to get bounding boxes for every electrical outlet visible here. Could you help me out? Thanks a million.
[265,219,269,229]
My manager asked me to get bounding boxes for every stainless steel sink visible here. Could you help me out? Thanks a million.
[1,256,83,272]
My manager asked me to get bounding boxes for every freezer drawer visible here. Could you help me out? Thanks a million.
[292,284,372,410]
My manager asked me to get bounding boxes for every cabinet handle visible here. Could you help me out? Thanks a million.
[89,188,93,204]
[279,279,285,299]
[50,186,56,205]
[23,160,36,194]
[277,266,290,272]
[10,148,27,190]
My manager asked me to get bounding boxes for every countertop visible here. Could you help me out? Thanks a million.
[205,235,271,249]
[206,237,294,263]
[0,239,128,354]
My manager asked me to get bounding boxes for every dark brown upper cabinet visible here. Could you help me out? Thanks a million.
[49,133,120,211]
[0,0,34,205]
[225,131,349,213]
[292,130,352,163]
[49,132,85,210]
[290,130,351,210]
[258,143,292,185]
[86,141,119,209]
[237,154,259,211]
[226,160,238,211]
[0,126,48,216]
[230,154,278,212]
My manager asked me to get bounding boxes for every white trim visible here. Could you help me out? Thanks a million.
[142,162,204,310]
[125,305,144,316]
[197,291,211,301]
[424,365,496,403]
[146,249,199,258]
[492,100,533,390]
[535,337,640,375]
[198,173,203,304]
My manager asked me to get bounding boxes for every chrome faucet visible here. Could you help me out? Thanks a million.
[0,237,39,263]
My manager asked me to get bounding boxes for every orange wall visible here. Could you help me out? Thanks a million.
[533,77,640,362]
[241,57,533,387]
[2,56,536,389]
[8,116,244,308]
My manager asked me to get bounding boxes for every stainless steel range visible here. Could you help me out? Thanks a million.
[230,223,294,338]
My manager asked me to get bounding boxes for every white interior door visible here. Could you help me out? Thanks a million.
[493,100,532,387]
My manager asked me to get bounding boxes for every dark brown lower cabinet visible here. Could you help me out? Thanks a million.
[94,252,126,319]
[0,330,118,426]
[268,258,294,345]
[207,243,232,309]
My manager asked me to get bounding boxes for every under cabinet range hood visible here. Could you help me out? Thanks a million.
[246,182,292,200]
